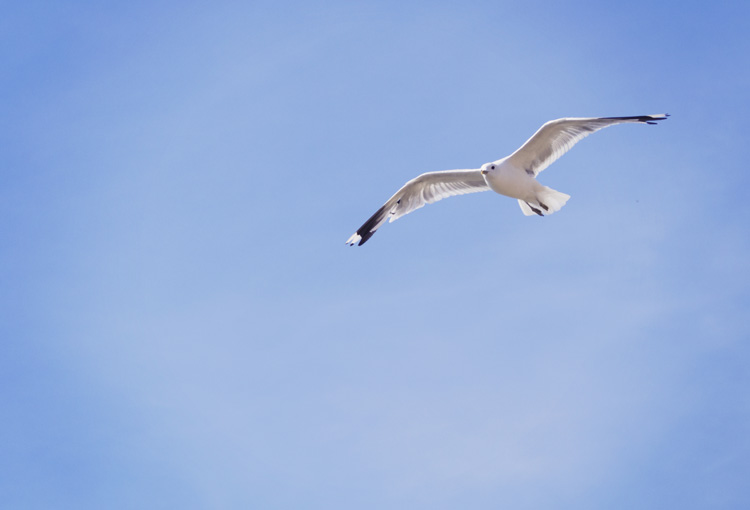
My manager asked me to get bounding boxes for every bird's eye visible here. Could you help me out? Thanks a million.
[491,165,495,170]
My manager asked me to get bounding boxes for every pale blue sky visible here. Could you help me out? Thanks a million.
[2,1,749,509]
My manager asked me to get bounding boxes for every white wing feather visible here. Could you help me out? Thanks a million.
[346,169,489,245]
[506,114,668,176]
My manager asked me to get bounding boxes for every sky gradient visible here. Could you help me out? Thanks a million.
[2,1,749,508]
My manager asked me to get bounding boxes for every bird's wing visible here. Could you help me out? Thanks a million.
[346,169,489,246]
[506,114,669,176]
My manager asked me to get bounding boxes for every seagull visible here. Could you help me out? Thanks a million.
[346,114,669,246]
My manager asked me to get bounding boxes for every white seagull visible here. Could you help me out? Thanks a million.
[346,114,668,246]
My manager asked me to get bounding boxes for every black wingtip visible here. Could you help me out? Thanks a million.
[603,114,669,124]
[646,113,670,125]
[357,230,376,246]
[347,204,388,247]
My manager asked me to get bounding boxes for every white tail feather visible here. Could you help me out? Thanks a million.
[518,186,570,216]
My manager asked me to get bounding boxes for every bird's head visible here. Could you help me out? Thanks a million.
[480,162,497,175]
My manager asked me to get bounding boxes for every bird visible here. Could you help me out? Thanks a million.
[346,114,669,246]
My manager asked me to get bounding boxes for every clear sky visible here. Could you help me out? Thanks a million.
[2,1,749,508]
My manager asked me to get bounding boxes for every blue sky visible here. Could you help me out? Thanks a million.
[2,1,749,508]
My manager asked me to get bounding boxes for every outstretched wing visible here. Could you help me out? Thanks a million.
[346,169,489,246]
[506,114,669,176]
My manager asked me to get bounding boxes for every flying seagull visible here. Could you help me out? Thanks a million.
[346,114,669,246]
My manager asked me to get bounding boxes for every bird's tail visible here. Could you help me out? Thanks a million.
[518,186,570,216]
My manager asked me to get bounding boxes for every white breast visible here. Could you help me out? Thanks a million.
[485,160,538,201]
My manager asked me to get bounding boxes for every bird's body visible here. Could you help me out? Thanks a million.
[481,156,571,217]
[483,157,527,198]
[346,114,668,246]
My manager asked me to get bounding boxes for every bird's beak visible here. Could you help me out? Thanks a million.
[480,169,487,175]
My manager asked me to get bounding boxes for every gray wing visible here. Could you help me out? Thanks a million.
[506,114,669,176]
[346,169,489,246]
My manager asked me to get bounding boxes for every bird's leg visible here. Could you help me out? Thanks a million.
[538,202,549,212]
[526,202,544,216]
